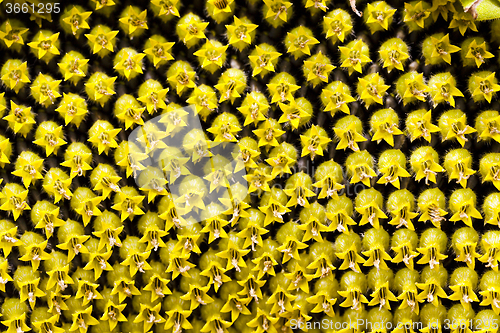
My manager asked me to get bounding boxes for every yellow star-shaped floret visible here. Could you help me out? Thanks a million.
[322,84,355,115]
[111,192,145,221]
[75,196,103,227]
[267,78,300,104]
[473,72,500,103]
[430,77,464,107]
[449,283,479,310]
[305,0,329,11]
[118,6,148,35]
[444,115,476,146]
[70,305,100,333]
[408,111,441,142]
[0,20,29,48]
[402,73,430,104]
[429,34,461,65]
[369,282,397,310]
[391,243,418,269]
[194,40,228,73]
[62,6,92,35]
[349,162,377,186]
[85,27,119,54]
[448,157,475,188]
[84,250,113,280]
[248,46,281,77]
[480,288,500,315]
[371,120,404,146]
[56,234,89,261]
[339,40,372,74]
[31,73,62,105]
[144,38,175,68]
[114,52,146,79]
[450,199,482,227]
[314,176,344,200]
[365,2,396,30]
[338,287,369,310]
[84,75,117,106]
[336,244,366,272]
[416,281,448,306]
[0,186,30,221]
[286,26,319,58]
[358,74,390,106]
[388,204,418,229]
[334,122,367,151]
[1,61,30,92]
[58,54,89,82]
[300,125,331,159]
[19,241,51,270]
[19,277,46,309]
[33,125,66,156]
[417,245,448,269]
[226,16,258,47]
[263,0,293,22]
[100,301,127,331]
[28,31,60,60]
[378,163,411,189]
[151,0,180,17]
[178,19,208,44]
[449,11,478,35]
[404,1,430,29]
[138,86,169,114]
[91,0,116,10]
[33,315,65,333]
[356,203,388,228]
[303,52,335,86]
[465,39,494,68]
[379,43,410,72]
[167,66,196,95]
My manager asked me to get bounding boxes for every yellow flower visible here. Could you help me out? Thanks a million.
[58,53,89,82]
[181,284,214,310]
[267,75,300,104]
[357,73,390,106]
[416,281,448,306]
[85,26,119,54]
[1,61,30,93]
[286,26,319,59]
[118,6,149,36]
[0,20,29,48]
[61,6,92,35]
[449,11,478,35]
[248,45,281,77]
[144,37,175,68]
[100,301,127,331]
[365,1,396,31]
[19,277,46,309]
[465,39,494,68]
[417,245,448,269]
[226,16,258,51]
[403,1,430,30]
[300,125,331,159]
[407,110,441,142]
[28,31,60,60]
[194,40,228,73]
[472,72,500,103]
[32,315,65,333]
[339,39,372,74]
[151,0,180,17]
[83,249,113,280]
[369,282,398,310]
[449,283,479,310]
[114,51,146,80]
[303,51,335,87]
[70,306,100,333]
[429,34,461,65]
[263,0,293,22]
